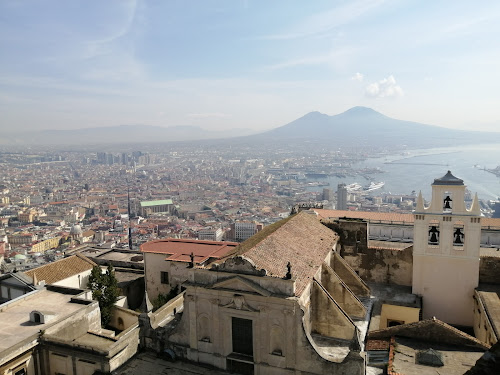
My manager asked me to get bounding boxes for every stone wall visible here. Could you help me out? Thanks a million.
[343,246,414,286]
[323,219,369,255]
[479,257,500,284]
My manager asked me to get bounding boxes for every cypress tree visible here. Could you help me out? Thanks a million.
[88,265,120,326]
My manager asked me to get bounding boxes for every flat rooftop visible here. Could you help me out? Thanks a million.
[141,238,238,265]
[391,337,483,375]
[140,199,173,207]
[0,289,89,355]
[96,251,144,263]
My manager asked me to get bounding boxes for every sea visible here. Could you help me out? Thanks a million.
[307,143,500,201]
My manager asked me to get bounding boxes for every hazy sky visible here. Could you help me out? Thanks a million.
[1,0,500,132]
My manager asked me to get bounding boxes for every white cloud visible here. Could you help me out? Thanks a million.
[352,72,364,82]
[365,75,403,98]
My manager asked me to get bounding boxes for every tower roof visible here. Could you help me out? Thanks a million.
[432,170,464,186]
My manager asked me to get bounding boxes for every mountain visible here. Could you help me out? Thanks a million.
[255,106,500,147]
[0,124,257,145]
[1,107,499,147]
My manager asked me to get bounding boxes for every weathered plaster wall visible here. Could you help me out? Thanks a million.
[161,271,365,375]
[330,253,370,297]
[343,246,413,286]
[144,253,191,301]
[413,255,479,326]
[109,306,140,332]
[379,303,420,329]
[52,270,92,289]
[318,263,366,319]
[310,281,356,340]
[324,220,369,255]
[43,303,101,340]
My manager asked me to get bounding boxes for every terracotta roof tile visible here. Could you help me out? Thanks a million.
[315,209,500,229]
[141,238,238,265]
[24,253,96,285]
[366,339,390,351]
[218,212,338,297]
[315,209,414,224]
[369,318,489,350]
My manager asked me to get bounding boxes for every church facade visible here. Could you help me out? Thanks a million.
[155,213,371,375]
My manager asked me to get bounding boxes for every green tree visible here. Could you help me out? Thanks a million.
[87,265,120,327]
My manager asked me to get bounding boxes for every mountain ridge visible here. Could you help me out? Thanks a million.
[1,107,498,146]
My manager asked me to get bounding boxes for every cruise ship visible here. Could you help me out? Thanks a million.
[346,183,362,192]
[365,181,385,191]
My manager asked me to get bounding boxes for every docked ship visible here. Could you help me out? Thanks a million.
[346,183,362,192]
[365,181,385,191]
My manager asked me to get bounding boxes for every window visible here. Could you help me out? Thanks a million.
[428,224,440,245]
[14,368,26,375]
[443,192,452,212]
[161,271,169,284]
[387,319,404,327]
[453,221,465,247]
[232,317,253,356]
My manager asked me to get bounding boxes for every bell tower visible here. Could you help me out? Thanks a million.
[412,171,481,326]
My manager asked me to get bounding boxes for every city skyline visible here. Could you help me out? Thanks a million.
[1,0,500,133]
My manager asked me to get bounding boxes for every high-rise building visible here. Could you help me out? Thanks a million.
[322,188,332,201]
[97,152,107,164]
[337,184,348,210]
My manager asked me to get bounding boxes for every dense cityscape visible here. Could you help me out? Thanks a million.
[0,142,430,273]
[2,1,500,374]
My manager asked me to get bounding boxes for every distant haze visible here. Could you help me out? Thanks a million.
[1,1,500,133]
[2,107,500,147]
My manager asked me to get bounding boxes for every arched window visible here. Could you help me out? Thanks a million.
[117,317,124,330]
[198,315,211,342]
[453,221,464,247]
[33,312,41,323]
[270,325,284,356]
[428,220,440,245]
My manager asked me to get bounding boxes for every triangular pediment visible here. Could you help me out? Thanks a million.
[369,318,489,350]
[212,276,271,297]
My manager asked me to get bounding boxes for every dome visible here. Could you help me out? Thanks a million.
[432,170,464,186]
[70,224,83,236]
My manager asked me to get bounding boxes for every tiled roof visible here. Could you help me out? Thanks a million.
[315,209,414,224]
[24,253,96,285]
[315,209,500,228]
[482,218,500,228]
[141,238,238,264]
[369,318,489,350]
[366,339,390,351]
[218,212,338,297]
[368,240,412,251]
